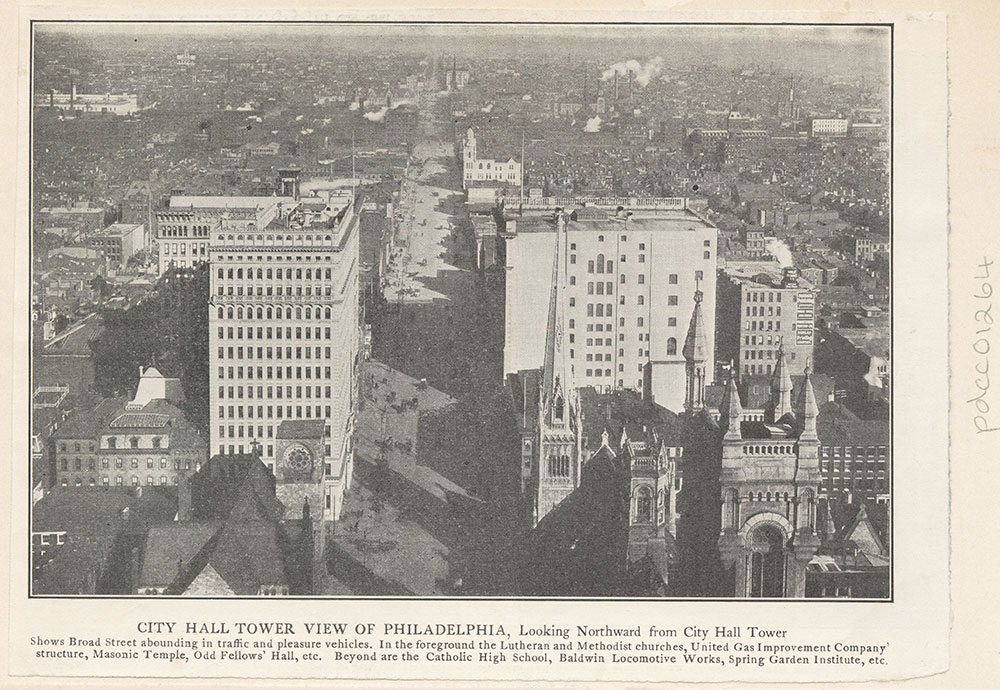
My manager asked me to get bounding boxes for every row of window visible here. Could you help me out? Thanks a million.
[218,382,334,400]
[217,285,335,298]
[821,446,889,458]
[216,347,333,361]
[98,437,164,450]
[744,334,787,346]
[745,320,783,332]
[218,366,334,380]
[61,475,181,487]
[217,406,328,435]
[162,242,208,255]
[217,326,334,341]
[216,442,330,460]
[218,401,334,419]
[746,305,782,317]
[218,267,334,281]
[215,252,334,263]
[61,457,191,471]
[159,225,211,237]
[746,291,788,303]
[215,306,334,320]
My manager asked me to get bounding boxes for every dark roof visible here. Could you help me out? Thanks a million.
[51,398,122,439]
[817,413,889,447]
[579,388,682,450]
[139,522,220,587]
[33,486,178,535]
[276,419,325,439]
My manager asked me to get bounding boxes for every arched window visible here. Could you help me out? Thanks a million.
[218,307,224,319]
[266,307,273,319]
[325,307,331,319]
[636,486,653,522]
[217,267,224,279]
[257,307,263,319]
[554,394,564,420]
[227,307,234,319]
[286,308,293,319]
[305,307,312,319]
[666,337,677,355]
[749,525,785,598]
[596,253,605,273]
[237,268,243,279]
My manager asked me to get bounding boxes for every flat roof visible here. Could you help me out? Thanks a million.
[512,209,714,234]
[169,196,296,209]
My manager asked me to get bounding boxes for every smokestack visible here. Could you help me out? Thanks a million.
[629,69,633,101]
[614,72,619,101]
[70,80,76,108]
[49,89,54,107]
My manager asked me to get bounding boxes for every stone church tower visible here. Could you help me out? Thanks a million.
[534,212,583,525]
[273,420,329,593]
[716,350,822,598]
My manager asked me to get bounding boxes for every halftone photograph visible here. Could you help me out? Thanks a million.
[29,21,891,600]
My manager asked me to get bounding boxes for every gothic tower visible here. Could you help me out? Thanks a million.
[534,212,582,524]
[273,420,329,593]
[717,366,821,597]
[683,288,708,412]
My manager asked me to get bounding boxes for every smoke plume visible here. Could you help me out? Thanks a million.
[584,116,602,133]
[601,57,665,87]
[766,238,794,267]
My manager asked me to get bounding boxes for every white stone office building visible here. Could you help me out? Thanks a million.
[504,202,718,413]
[208,195,360,520]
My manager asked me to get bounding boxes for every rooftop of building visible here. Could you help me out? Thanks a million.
[510,207,714,235]
[93,223,144,237]
[722,266,817,291]
[33,485,178,535]
[578,387,683,452]
[169,195,297,210]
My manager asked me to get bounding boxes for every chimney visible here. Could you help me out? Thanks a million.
[49,89,55,107]
[614,72,619,101]
[177,473,192,521]
[70,80,76,108]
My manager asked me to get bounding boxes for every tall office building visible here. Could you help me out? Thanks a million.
[208,193,360,521]
[717,267,817,379]
[504,202,717,413]
[156,195,296,274]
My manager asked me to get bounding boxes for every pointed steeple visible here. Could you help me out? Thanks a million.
[721,371,743,441]
[683,289,708,363]
[541,213,573,426]
[770,340,793,420]
[821,499,836,542]
[798,364,819,441]
[683,288,708,411]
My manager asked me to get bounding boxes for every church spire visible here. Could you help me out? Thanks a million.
[798,364,819,441]
[721,370,743,441]
[770,340,793,420]
[683,287,708,411]
[541,212,573,426]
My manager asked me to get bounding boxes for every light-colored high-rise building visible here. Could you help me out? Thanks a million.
[504,202,717,413]
[156,196,296,275]
[208,194,360,521]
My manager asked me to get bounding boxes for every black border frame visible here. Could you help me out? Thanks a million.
[26,19,893,602]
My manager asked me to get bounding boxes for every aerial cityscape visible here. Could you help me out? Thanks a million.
[30,23,890,599]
